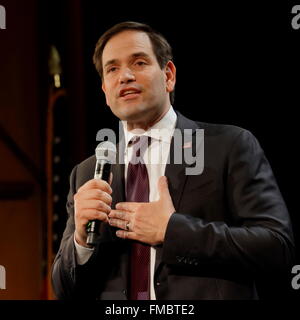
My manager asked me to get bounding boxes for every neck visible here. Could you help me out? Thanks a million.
[126,106,170,131]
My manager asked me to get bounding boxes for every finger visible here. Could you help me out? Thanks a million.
[79,209,109,223]
[77,179,112,194]
[158,176,172,201]
[115,202,138,212]
[78,189,112,205]
[77,200,111,214]
[108,210,129,220]
[115,230,137,240]
[109,218,128,230]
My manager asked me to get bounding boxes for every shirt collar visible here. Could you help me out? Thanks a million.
[122,105,177,146]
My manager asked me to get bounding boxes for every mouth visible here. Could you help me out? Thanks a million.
[119,88,142,99]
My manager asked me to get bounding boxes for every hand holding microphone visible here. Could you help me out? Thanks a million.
[74,141,116,247]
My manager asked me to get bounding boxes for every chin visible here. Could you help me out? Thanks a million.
[115,104,149,121]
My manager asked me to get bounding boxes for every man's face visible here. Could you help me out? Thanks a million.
[101,30,175,126]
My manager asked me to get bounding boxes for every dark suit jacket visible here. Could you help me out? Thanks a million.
[52,112,295,300]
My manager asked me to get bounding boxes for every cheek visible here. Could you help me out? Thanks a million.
[144,72,166,96]
[103,91,110,106]
[152,75,167,96]
[103,84,115,106]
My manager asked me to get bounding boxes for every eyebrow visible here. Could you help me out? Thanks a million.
[103,52,151,69]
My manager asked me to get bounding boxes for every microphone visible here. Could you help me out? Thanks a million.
[86,141,116,246]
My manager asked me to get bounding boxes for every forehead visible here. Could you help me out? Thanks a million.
[102,30,155,63]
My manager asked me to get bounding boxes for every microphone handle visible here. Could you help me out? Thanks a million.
[86,161,111,246]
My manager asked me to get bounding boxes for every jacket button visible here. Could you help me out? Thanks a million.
[156,282,161,286]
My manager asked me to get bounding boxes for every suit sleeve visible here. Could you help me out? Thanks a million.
[162,129,295,276]
[51,165,100,299]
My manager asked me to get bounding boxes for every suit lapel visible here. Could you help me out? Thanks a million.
[111,163,125,208]
[165,111,199,212]
[155,112,200,275]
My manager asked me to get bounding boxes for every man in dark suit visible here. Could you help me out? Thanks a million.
[51,21,295,300]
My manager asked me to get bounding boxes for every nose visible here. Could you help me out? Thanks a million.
[119,67,135,84]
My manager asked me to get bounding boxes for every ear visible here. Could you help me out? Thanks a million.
[164,60,176,93]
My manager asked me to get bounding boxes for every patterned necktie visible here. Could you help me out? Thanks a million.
[126,135,151,300]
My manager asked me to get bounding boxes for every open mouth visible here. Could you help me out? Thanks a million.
[119,88,141,98]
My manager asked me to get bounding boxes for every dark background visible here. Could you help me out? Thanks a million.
[0,0,299,300]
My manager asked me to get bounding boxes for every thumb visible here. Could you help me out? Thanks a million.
[158,176,171,200]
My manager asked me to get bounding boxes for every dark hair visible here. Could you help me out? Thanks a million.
[93,21,175,104]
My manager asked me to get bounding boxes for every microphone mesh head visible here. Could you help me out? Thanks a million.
[95,141,116,163]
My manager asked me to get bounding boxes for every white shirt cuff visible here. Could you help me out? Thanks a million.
[73,234,94,265]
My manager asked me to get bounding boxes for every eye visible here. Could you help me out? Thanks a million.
[135,60,147,66]
[107,66,118,73]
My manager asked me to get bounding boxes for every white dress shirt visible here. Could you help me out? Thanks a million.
[74,105,177,300]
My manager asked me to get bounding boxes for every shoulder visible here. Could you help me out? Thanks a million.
[176,110,256,145]
[77,154,96,173]
[70,155,96,190]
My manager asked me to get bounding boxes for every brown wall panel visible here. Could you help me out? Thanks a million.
[0,0,43,299]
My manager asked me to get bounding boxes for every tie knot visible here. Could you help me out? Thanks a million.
[129,135,151,161]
